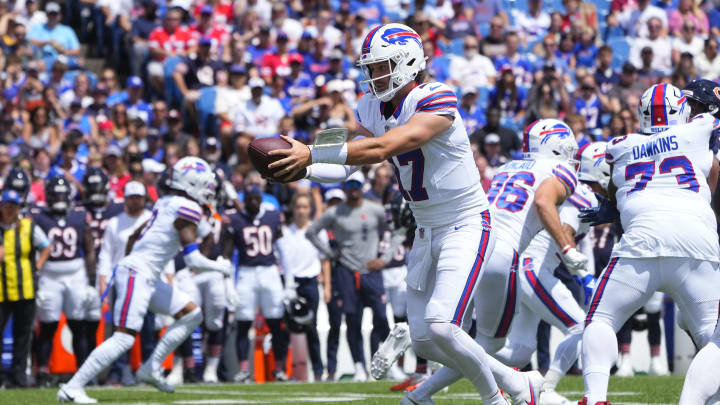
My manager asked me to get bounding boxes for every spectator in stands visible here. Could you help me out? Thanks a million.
[191,5,230,58]
[480,15,506,58]
[672,52,698,84]
[349,0,385,26]
[147,7,196,95]
[27,2,81,67]
[594,46,619,95]
[458,87,485,134]
[629,17,671,73]
[14,0,47,30]
[668,0,709,37]
[98,0,133,63]
[422,0,453,23]
[556,33,576,71]
[671,18,703,65]
[130,0,160,77]
[470,106,520,159]
[561,0,597,32]
[695,37,720,80]
[467,0,508,28]
[324,49,352,83]
[527,69,569,121]
[574,26,598,69]
[535,34,569,75]
[489,67,527,126]
[494,32,533,87]
[307,9,342,49]
[443,0,475,41]
[566,113,592,147]
[603,112,629,140]
[573,76,608,137]
[449,35,496,88]
[232,78,284,139]
[636,46,664,86]
[512,0,550,45]
[22,106,60,153]
[270,2,302,43]
[59,72,93,109]
[608,63,645,113]
[482,134,508,170]
[173,37,224,117]
[364,165,392,203]
[610,0,668,38]
[286,54,315,104]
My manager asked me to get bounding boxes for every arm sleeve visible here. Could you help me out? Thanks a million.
[96,220,115,278]
[306,163,362,183]
[183,244,226,273]
[32,225,50,250]
[306,210,337,259]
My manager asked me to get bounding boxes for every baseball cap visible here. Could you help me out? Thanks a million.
[1,190,20,204]
[484,133,501,144]
[200,4,213,14]
[277,31,289,42]
[344,171,365,188]
[106,144,123,157]
[461,86,478,96]
[326,79,344,93]
[329,49,344,60]
[230,64,246,75]
[245,184,263,196]
[45,2,60,13]
[288,53,303,64]
[248,77,266,89]
[126,76,143,88]
[199,36,212,46]
[324,188,345,202]
[301,31,314,39]
[205,137,219,149]
[168,108,181,120]
[142,158,166,174]
[124,181,146,197]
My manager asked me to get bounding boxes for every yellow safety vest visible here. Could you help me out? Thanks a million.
[0,218,36,302]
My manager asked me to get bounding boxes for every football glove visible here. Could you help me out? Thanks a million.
[579,193,620,226]
[574,273,597,306]
[561,246,588,274]
[215,257,234,277]
[225,276,241,307]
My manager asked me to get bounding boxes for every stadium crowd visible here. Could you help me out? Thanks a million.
[0,0,712,391]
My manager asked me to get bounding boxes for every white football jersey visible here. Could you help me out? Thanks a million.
[522,182,598,272]
[119,195,204,277]
[356,82,489,227]
[489,158,578,253]
[607,113,720,261]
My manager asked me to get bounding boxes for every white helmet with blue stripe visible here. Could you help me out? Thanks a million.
[170,156,216,206]
[577,141,611,191]
[357,23,427,102]
[522,119,579,164]
[637,83,690,134]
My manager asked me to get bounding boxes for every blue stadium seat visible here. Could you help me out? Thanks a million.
[195,86,218,137]
[449,38,465,56]
[607,37,630,70]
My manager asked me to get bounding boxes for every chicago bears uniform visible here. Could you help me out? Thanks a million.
[380,229,408,322]
[581,84,720,405]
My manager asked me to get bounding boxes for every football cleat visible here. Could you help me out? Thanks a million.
[136,363,175,393]
[400,390,436,405]
[272,370,289,382]
[386,364,408,381]
[578,398,611,405]
[391,373,427,391]
[57,384,97,404]
[371,322,411,380]
[648,356,669,376]
[511,370,543,405]
[353,362,368,382]
[233,370,251,383]
[539,388,572,405]
[614,354,634,377]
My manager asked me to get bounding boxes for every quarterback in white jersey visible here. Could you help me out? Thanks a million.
[269,23,530,405]
[580,83,720,405]
[58,157,233,404]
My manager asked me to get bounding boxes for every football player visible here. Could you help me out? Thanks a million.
[2,167,32,216]
[270,23,538,404]
[58,157,232,403]
[224,184,288,382]
[579,83,720,405]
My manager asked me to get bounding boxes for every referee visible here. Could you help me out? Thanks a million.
[0,190,50,387]
[306,172,395,380]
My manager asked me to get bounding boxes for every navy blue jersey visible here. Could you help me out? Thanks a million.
[86,201,124,252]
[228,209,281,267]
[32,207,87,262]
[591,222,622,278]
[574,94,602,131]
[379,230,407,268]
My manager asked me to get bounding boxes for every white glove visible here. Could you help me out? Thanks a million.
[224,276,241,307]
[284,284,297,301]
[561,246,588,274]
[215,257,234,277]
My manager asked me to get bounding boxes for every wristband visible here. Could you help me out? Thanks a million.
[561,245,572,254]
[309,143,348,165]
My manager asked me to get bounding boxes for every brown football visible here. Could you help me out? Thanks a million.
[248,137,307,182]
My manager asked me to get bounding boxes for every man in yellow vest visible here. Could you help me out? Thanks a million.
[0,189,50,387]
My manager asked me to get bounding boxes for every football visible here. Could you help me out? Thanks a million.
[248,137,307,182]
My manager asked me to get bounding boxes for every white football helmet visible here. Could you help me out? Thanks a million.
[637,83,690,134]
[577,141,611,191]
[170,156,216,206]
[357,23,427,102]
[522,119,578,164]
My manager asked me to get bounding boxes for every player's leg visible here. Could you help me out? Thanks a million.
[59,266,151,402]
[66,271,94,370]
[36,273,63,385]
[82,285,102,373]
[167,269,201,385]
[141,277,203,391]
[679,319,720,405]
[234,267,257,382]
[334,263,366,377]
[258,265,289,380]
[325,283,342,381]
[643,291,667,375]
[362,271,390,357]
[296,276,324,380]
[200,271,226,383]
[493,302,541,368]
[582,257,656,404]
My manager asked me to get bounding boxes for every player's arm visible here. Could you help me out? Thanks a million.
[221,222,235,259]
[306,209,337,260]
[535,177,574,250]
[125,219,148,255]
[709,158,719,195]
[321,258,331,304]
[83,225,97,281]
[33,226,51,271]
[175,218,231,275]
[269,113,453,179]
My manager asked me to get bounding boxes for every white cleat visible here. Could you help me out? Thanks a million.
[648,356,669,376]
[401,390,436,405]
[538,388,572,405]
[203,364,219,383]
[511,370,543,404]
[57,384,97,404]
[136,363,175,393]
[166,358,184,386]
[386,364,407,381]
[353,362,368,382]
[370,322,411,380]
[614,354,634,377]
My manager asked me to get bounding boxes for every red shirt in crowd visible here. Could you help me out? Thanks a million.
[192,1,234,26]
[148,25,196,61]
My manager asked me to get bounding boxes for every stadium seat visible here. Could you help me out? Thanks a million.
[449,38,465,56]
[607,37,630,70]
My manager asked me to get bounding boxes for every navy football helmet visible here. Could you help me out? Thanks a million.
[82,167,109,207]
[45,175,72,214]
[3,167,29,202]
[683,79,720,118]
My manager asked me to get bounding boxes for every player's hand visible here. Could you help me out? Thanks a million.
[561,246,588,274]
[284,285,297,301]
[574,273,597,306]
[225,276,241,307]
[366,258,386,272]
[267,135,312,182]
[579,193,619,226]
[215,257,234,277]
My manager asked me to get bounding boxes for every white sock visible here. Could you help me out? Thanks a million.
[413,366,462,400]
[148,308,202,372]
[542,369,563,391]
[582,322,617,403]
[206,356,220,369]
[67,332,135,388]
[679,341,720,405]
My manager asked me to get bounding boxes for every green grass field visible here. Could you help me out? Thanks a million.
[0,376,686,404]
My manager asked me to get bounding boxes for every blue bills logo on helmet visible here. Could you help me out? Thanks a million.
[540,123,572,145]
[181,161,207,174]
[380,28,422,47]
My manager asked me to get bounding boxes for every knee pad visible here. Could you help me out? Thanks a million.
[113,331,137,352]
[180,307,203,329]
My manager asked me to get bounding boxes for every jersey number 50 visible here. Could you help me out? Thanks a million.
[243,225,272,257]
[487,172,536,212]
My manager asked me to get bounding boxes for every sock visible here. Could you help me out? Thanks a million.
[542,369,564,391]
[650,345,661,357]
[148,308,202,373]
[679,341,720,405]
[68,320,88,368]
[582,322,617,404]
[484,353,525,397]
[415,357,427,374]
[206,356,220,369]
[183,356,195,369]
[266,318,289,365]
[66,332,136,388]
[38,322,59,369]
[618,343,630,354]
